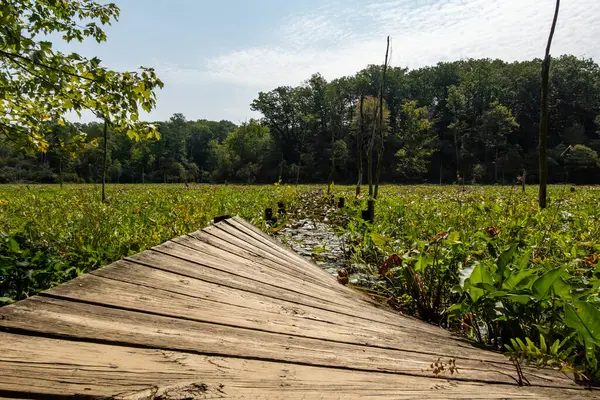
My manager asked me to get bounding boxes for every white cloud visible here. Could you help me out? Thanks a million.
[144,0,599,122]
[204,0,600,88]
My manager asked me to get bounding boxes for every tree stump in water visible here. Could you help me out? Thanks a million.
[361,199,375,222]
[265,208,277,225]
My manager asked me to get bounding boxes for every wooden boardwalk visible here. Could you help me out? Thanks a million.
[0,216,593,399]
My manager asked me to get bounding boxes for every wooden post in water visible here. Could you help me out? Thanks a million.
[362,199,375,222]
[265,208,277,225]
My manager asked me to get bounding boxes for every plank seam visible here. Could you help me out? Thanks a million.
[36,288,518,367]
[147,247,359,308]
[0,325,575,390]
[122,257,440,332]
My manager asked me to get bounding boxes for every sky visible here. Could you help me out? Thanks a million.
[58,0,600,124]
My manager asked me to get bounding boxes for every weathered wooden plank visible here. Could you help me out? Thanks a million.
[90,261,473,348]
[202,223,335,285]
[43,271,384,346]
[170,234,349,299]
[229,216,317,267]
[156,235,425,331]
[188,226,337,291]
[224,217,380,305]
[126,248,456,336]
[152,239,358,308]
[218,219,353,294]
[0,333,591,399]
[0,296,575,387]
[42,268,521,366]
[127,249,381,321]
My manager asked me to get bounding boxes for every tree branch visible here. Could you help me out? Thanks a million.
[0,49,98,82]
[545,0,561,58]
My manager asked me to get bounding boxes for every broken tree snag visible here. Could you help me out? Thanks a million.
[362,199,375,222]
[374,35,391,200]
[356,93,365,198]
[338,197,345,208]
[538,0,560,209]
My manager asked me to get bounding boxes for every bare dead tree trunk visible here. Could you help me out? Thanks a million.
[328,127,335,193]
[454,129,460,175]
[102,118,108,203]
[539,0,560,209]
[59,157,63,189]
[374,36,390,200]
[495,147,499,183]
[328,105,338,194]
[296,140,304,187]
[367,103,377,198]
[278,152,284,182]
[356,94,365,197]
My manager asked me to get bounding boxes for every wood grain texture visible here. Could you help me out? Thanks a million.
[0,217,592,398]
[0,333,593,400]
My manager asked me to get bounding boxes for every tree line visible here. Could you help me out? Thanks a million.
[1,55,600,185]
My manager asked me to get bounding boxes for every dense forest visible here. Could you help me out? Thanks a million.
[2,55,600,185]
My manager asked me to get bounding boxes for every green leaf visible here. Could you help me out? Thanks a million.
[0,297,15,305]
[540,334,547,353]
[532,267,565,299]
[7,237,20,253]
[565,302,600,342]
[370,233,390,247]
[446,303,467,317]
[552,277,573,300]
[465,263,494,302]
[515,250,530,270]
[447,231,460,243]
[497,243,518,280]
[414,252,432,274]
[502,268,538,291]
[459,262,476,287]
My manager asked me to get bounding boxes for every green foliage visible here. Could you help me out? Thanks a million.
[565,145,600,174]
[331,184,600,381]
[395,100,435,177]
[504,333,580,376]
[0,0,163,152]
[0,229,72,304]
[0,183,302,302]
[3,55,600,184]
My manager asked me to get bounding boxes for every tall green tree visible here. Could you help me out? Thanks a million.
[446,85,468,176]
[482,102,519,182]
[0,0,163,152]
[395,101,434,179]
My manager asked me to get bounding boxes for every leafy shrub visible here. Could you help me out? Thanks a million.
[0,183,303,303]
[333,184,600,381]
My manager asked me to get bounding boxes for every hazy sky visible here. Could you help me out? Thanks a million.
[58,0,600,124]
